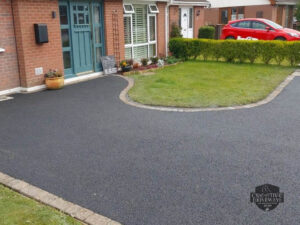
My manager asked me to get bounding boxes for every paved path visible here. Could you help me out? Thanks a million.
[0,76,299,225]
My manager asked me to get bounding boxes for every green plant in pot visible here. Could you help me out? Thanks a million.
[44,69,64,90]
[120,60,131,72]
[141,58,148,67]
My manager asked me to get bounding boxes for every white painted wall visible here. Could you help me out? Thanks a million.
[208,0,270,8]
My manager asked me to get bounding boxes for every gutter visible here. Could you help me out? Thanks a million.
[165,0,172,57]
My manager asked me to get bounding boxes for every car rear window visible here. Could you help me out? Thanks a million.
[236,21,251,28]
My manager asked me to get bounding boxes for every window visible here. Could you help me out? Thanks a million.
[256,11,263,18]
[148,4,159,14]
[179,8,181,28]
[189,8,193,28]
[231,8,237,20]
[221,9,228,24]
[231,22,239,27]
[237,7,244,19]
[252,21,267,30]
[124,5,157,59]
[237,21,251,28]
[123,4,134,14]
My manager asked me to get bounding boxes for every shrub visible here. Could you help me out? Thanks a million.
[150,57,159,64]
[141,58,148,66]
[168,38,189,60]
[133,62,139,69]
[126,59,133,66]
[169,38,300,65]
[170,23,182,38]
[165,56,180,64]
[258,41,277,65]
[286,42,300,66]
[198,26,215,39]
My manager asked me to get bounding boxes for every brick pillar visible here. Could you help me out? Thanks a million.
[157,2,166,58]
[103,0,125,63]
[193,6,205,38]
[12,0,63,88]
[0,0,20,91]
[169,5,179,37]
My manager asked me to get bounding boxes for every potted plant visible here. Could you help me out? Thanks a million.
[120,60,131,72]
[44,69,64,90]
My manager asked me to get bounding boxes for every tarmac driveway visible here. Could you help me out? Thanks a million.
[0,75,299,225]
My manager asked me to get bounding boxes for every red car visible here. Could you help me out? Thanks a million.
[221,18,300,41]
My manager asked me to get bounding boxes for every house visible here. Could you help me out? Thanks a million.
[0,0,208,95]
[168,0,209,38]
[204,0,298,28]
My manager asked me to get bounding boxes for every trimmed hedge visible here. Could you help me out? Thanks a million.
[198,26,215,39]
[169,38,300,66]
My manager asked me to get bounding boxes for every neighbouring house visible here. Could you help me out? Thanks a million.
[204,0,297,28]
[168,0,209,39]
[0,0,209,95]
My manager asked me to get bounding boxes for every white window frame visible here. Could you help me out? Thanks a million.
[123,4,135,14]
[124,5,157,60]
[148,4,159,14]
[147,13,157,58]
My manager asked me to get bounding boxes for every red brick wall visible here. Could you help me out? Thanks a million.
[103,0,125,64]
[157,2,166,58]
[0,0,20,91]
[245,5,274,20]
[169,5,179,37]
[193,6,205,38]
[203,8,219,25]
[12,0,63,88]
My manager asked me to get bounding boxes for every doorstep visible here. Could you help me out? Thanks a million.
[0,71,104,97]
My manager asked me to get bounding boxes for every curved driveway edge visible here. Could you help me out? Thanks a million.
[0,171,122,225]
[118,69,300,112]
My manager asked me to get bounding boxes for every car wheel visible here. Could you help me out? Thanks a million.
[274,37,286,41]
[226,36,235,40]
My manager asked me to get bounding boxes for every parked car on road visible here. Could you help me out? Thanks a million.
[221,18,300,41]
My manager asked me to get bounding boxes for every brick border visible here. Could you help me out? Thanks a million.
[118,70,300,112]
[0,172,122,225]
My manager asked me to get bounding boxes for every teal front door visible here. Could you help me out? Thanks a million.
[59,0,105,77]
[70,2,93,74]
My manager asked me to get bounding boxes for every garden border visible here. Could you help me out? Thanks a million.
[0,171,122,225]
[118,69,300,112]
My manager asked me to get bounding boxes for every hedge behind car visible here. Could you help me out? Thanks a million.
[169,38,300,66]
[198,26,215,39]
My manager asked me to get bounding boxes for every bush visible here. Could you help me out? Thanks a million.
[165,56,180,64]
[141,58,148,66]
[170,23,182,38]
[169,38,300,66]
[198,26,215,39]
[168,38,189,60]
[150,57,159,64]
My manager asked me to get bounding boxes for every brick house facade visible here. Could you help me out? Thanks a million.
[0,0,178,93]
[0,0,20,92]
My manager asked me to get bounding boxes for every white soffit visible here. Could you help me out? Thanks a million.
[208,0,270,8]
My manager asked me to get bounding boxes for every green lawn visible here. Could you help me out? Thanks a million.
[0,184,81,225]
[128,61,295,108]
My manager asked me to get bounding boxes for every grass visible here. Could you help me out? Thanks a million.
[128,61,295,108]
[0,184,82,225]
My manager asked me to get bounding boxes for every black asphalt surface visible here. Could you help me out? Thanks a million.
[0,75,299,225]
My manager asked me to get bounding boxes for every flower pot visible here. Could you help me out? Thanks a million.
[45,77,64,90]
[122,65,131,72]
